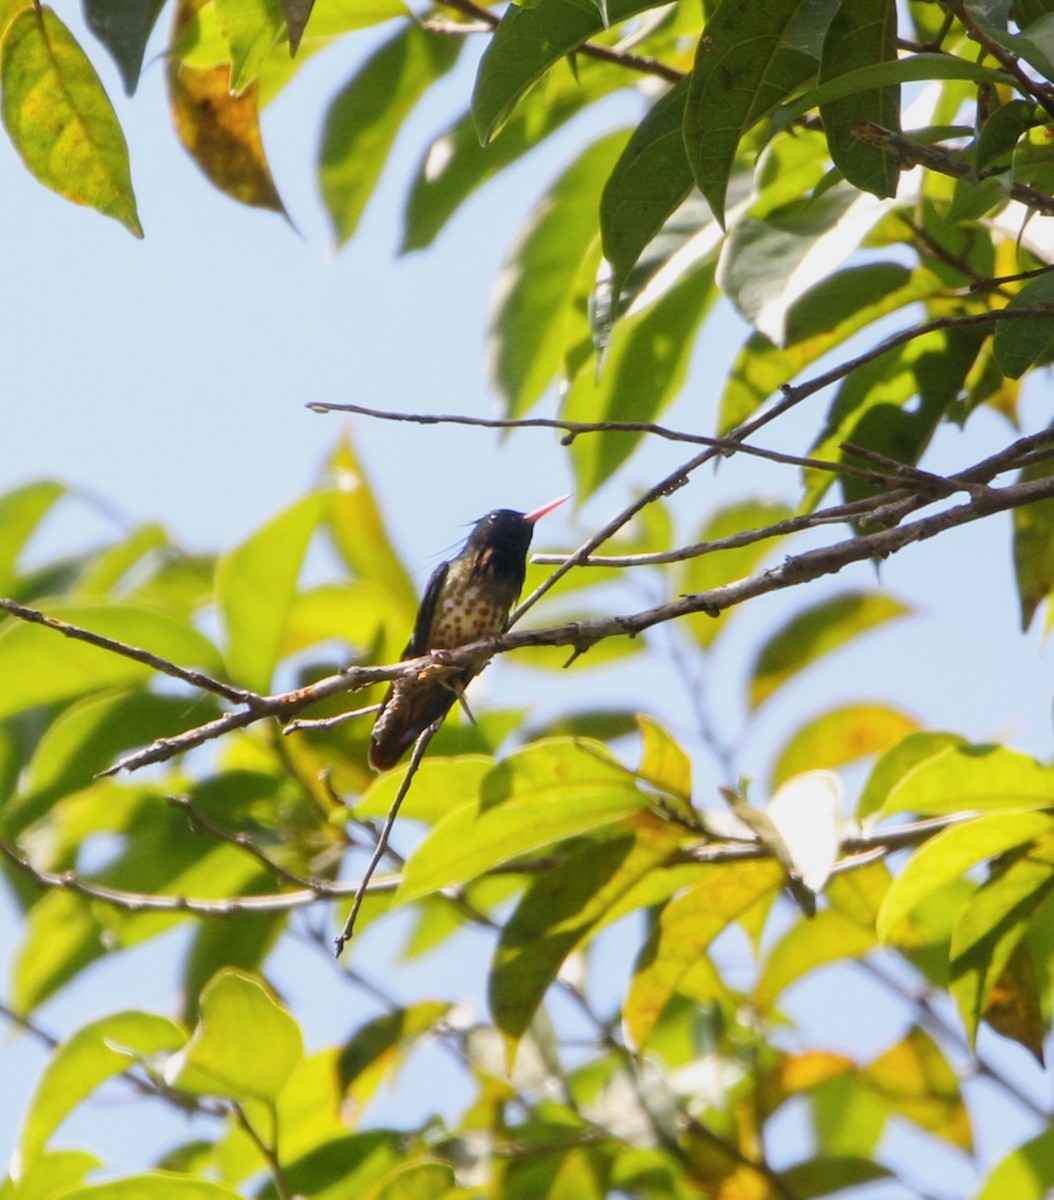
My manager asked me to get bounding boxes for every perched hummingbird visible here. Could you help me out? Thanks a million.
[368,496,569,771]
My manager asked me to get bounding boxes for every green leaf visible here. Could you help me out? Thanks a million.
[876,812,1054,943]
[214,0,286,93]
[718,263,940,433]
[7,1150,102,1200]
[679,497,794,649]
[52,1178,243,1200]
[563,257,716,498]
[15,1011,185,1176]
[754,910,876,1011]
[976,99,1039,174]
[775,52,1011,129]
[600,76,696,293]
[1,7,142,235]
[818,0,900,197]
[319,24,460,245]
[683,0,818,226]
[490,825,680,1053]
[10,691,221,834]
[993,272,1054,379]
[472,0,660,144]
[217,491,325,692]
[858,731,966,819]
[84,0,167,95]
[355,755,494,823]
[771,703,919,789]
[878,743,1054,817]
[624,860,784,1049]
[338,1002,452,1108]
[949,840,1054,1044]
[268,1132,403,1200]
[749,591,911,708]
[489,131,630,417]
[282,0,314,51]
[0,480,64,596]
[0,602,224,721]
[976,1126,1054,1200]
[164,969,303,1101]
[397,739,644,903]
[10,890,109,1016]
[1013,443,1054,630]
[779,1156,891,1198]
[403,58,619,253]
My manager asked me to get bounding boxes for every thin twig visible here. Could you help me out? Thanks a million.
[0,598,251,705]
[333,721,440,956]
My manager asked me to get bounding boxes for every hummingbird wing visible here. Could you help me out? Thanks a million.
[405,560,449,657]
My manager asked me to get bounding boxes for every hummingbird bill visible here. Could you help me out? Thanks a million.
[368,496,569,771]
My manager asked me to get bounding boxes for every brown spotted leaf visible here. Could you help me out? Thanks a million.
[167,0,285,213]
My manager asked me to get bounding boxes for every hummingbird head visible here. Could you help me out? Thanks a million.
[464,495,569,579]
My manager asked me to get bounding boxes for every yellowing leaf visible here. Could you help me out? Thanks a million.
[754,910,875,1012]
[772,703,919,789]
[168,0,285,212]
[864,1027,972,1151]
[624,860,783,1050]
[976,1127,1054,1200]
[1,7,141,234]
[635,714,691,801]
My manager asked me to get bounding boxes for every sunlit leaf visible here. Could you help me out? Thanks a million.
[749,591,911,708]
[355,755,493,824]
[857,729,966,819]
[771,703,919,788]
[398,739,644,902]
[0,480,64,595]
[217,491,326,692]
[1012,441,1054,630]
[54,1178,242,1200]
[1,7,142,234]
[489,131,629,418]
[635,714,691,801]
[876,811,1054,943]
[214,0,285,93]
[319,23,460,245]
[976,1126,1054,1200]
[754,910,876,1011]
[164,969,302,1101]
[7,1150,102,1200]
[878,742,1054,818]
[718,263,940,434]
[15,1011,185,1176]
[624,860,783,1049]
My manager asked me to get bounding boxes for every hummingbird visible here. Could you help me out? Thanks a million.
[368,495,569,771]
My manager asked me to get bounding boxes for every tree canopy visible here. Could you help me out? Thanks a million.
[4,0,1054,1198]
